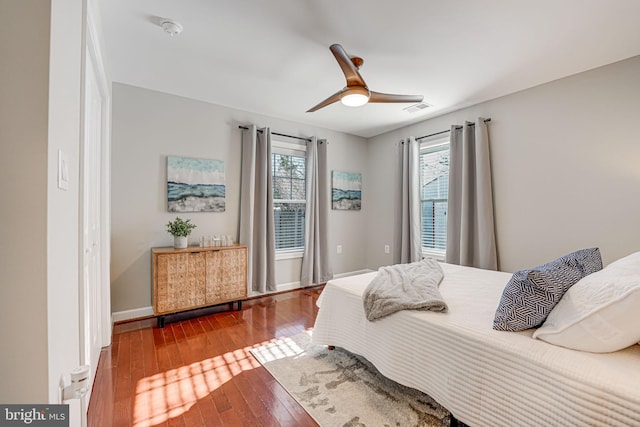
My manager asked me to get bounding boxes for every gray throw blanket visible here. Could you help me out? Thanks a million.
[363,258,447,321]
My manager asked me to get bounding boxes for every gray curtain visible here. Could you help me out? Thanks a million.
[446,118,497,270]
[239,125,277,292]
[394,136,422,264]
[301,137,333,286]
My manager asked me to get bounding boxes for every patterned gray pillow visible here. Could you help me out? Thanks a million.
[493,248,603,331]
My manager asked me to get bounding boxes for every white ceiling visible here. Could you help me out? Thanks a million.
[97,0,640,138]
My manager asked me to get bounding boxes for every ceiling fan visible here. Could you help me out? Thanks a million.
[307,44,424,112]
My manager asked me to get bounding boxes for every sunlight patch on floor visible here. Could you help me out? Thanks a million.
[132,341,269,427]
[250,330,310,363]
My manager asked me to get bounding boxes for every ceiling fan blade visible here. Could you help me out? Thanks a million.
[306,90,342,112]
[329,44,366,87]
[369,91,424,104]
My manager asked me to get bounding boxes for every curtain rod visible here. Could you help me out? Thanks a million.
[238,125,312,142]
[416,118,492,141]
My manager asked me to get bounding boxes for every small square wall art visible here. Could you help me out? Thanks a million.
[332,170,362,210]
[167,156,225,212]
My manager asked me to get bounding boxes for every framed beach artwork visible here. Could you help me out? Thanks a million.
[332,170,362,210]
[167,156,226,212]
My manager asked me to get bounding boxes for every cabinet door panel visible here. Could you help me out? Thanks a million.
[156,253,188,313]
[156,252,205,313]
[205,248,247,305]
[188,252,206,307]
[205,251,222,304]
[219,248,247,300]
[156,254,170,313]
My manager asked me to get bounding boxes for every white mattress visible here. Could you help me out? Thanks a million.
[311,263,640,426]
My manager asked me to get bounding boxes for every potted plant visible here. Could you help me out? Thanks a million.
[166,217,197,249]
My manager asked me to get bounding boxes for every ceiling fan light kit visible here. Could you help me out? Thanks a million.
[307,44,423,112]
[340,87,370,107]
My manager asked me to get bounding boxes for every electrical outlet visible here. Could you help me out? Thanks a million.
[337,245,343,254]
[384,245,390,254]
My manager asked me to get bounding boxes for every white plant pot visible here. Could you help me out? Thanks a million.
[174,236,188,249]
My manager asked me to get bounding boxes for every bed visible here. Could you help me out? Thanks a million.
[311,261,640,426]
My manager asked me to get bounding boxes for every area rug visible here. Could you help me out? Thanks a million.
[250,330,451,427]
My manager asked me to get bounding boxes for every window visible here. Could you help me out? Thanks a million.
[419,138,450,256]
[272,141,306,253]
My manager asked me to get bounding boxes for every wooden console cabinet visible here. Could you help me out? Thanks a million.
[152,244,248,327]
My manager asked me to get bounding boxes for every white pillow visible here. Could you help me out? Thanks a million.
[532,251,640,353]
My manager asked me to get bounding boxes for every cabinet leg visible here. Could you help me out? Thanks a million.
[157,316,165,328]
[237,300,243,311]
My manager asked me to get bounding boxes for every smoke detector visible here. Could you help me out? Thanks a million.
[161,19,183,36]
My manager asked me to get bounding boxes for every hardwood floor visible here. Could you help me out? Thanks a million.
[88,287,323,427]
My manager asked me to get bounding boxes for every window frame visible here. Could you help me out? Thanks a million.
[419,136,450,261]
[271,139,307,259]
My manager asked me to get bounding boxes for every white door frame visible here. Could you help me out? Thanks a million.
[81,46,101,403]
[78,3,111,414]
[86,3,112,349]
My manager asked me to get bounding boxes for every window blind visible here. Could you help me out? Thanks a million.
[419,141,450,253]
[272,149,306,251]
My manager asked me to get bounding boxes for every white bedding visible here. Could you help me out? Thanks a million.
[311,263,640,426]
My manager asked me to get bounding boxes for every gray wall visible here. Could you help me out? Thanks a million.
[366,56,640,272]
[111,84,368,313]
[0,0,51,402]
[0,0,85,403]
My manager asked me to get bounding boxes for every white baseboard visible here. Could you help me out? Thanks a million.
[276,281,302,292]
[113,269,375,322]
[111,306,154,323]
[272,269,374,293]
[247,281,301,298]
[333,269,374,278]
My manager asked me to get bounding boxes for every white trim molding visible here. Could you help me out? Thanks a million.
[333,269,374,279]
[275,250,304,261]
[86,2,113,347]
[270,269,374,294]
[112,306,154,323]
